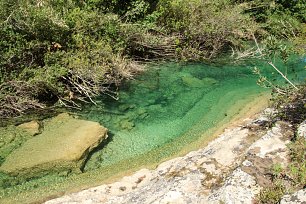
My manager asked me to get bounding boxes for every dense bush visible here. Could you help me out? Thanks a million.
[231,0,305,39]
[0,0,145,118]
[156,0,257,59]
[0,0,304,118]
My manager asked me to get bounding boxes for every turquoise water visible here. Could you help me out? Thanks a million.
[80,58,304,171]
[0,58,305,203]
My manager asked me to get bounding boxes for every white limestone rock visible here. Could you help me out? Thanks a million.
[297,120,306,138]
[281,189,306,204]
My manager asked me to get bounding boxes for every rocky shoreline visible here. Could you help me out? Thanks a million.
[45,109,306,204]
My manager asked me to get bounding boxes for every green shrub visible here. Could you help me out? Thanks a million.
[0,0,304,118]
[156,0,257,59]
[0,0,144,118]
[230,0,304,39]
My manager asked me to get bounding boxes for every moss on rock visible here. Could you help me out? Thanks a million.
[0,113,108,178]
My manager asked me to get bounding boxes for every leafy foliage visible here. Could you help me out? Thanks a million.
[0,0,142,118]
[232,0,305,39]
[156,0,257,59]
[0,0,304,118]
[272,86,306,126]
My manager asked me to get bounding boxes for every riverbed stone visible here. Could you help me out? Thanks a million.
[17,120,40,136]
[182,74,218,88]
[0,113,108,177]
[119,119,135,131]
[202,77,218,85]
[182,75,204,88]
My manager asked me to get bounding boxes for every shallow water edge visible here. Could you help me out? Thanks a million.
[2,56,304,203]
[1,92,270,204]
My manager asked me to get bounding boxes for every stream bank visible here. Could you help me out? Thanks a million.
[45,109,306,204]
[0,92,271,204]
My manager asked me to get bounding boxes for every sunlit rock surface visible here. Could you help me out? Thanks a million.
[297,120,306,138]
[281,189,306,204]
[46,111,305,204]
[18,120,40,136]
[0,113,107,177]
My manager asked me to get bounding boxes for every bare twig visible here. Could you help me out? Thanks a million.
[267,61,299,90]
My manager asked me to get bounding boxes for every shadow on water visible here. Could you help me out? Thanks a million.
[80,131,115,172]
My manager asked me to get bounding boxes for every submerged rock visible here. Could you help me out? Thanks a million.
[182,75,204,88]
[0,113,108,178]
[202,77,218,85]
[182,74,218,88]
[119,120,135,131]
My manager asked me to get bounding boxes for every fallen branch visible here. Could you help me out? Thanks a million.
[267,61,299,90]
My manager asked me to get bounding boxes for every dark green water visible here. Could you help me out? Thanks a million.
[0,58,305,203]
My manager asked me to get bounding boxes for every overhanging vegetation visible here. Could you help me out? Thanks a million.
[0,0,305,118]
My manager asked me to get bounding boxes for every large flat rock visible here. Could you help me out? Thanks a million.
[0,113,107,177]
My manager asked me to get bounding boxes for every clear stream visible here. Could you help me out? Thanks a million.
[81,58,305,171]
[0,58,305,203]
